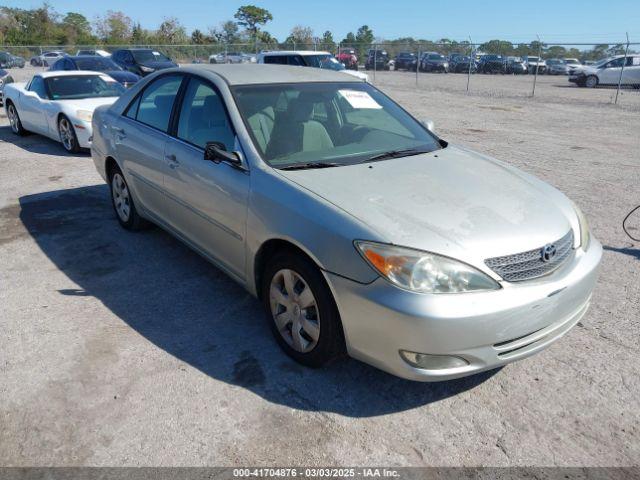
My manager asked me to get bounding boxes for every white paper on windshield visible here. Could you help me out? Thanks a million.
[152,51,161,56]
[338,89,382,109]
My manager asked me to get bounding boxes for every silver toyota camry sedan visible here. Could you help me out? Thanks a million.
[91,64,601,381]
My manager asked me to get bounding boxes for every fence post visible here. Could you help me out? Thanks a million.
[466,36,473,92]
[416,49,420,86]
[531,35,541,97]
[615,32,630,105]
[373,45,377,82]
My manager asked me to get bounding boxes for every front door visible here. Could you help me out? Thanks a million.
[163,77,249,280]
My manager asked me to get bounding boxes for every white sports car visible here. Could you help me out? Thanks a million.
[4,71,124,152]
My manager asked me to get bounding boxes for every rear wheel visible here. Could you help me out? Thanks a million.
[6,102,28,136]
[58,115,80,153]
[262,251,345,367]
[109,165,147,230]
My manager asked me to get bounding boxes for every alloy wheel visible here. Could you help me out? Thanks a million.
[111,173,131,222]
[7,105,19,133]
[58,118,75,151]
[269,269,320,353]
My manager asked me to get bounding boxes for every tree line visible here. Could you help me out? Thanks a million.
[0,2,631,62]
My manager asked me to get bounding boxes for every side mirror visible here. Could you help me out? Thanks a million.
[204,142,243,168]
[420,118,435,132]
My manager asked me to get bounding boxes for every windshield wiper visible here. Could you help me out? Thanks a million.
[363,148,431,163]
[278,162,342,171]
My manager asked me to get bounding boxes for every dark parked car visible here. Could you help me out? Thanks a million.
[477,55,505,74]
[0,68,14,103]
[364,49,390,70]
[110,48,177,76]
[505,56,527,74]
[449,55,476,73]
[9,54,25,68]
[0,52,14,68]
[49,56,141,88]
[419,52,449,73]
[394,52,418,71]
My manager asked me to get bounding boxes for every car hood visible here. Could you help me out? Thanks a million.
[104,70,140,83]
[340,69,369,81]
[277,145,574,265]
[56,96,120,111]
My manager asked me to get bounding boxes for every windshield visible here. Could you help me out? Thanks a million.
[527,57,540,62]
[75,57,121,71]
[593,58,611,67]
[565,59,580,64]
[305,54,345,71]
[232,82,441,168]
[45,75,125,100]
[428,54,445,60]
[132,50,170,63]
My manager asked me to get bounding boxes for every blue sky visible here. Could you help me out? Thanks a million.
[8,0,640,43]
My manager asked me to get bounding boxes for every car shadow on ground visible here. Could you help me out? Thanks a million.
[13,185,499,417]
[603,245,640,260]
[0,125,89,157]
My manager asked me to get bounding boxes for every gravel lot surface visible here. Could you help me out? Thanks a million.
[1,65,639,467]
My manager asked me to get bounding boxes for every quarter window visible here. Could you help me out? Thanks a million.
[176,78,235,150]
[29,76,48,98]
[133,75,183,132]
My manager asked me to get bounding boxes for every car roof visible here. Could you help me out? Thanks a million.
[35,70,111,79]
[261,50,331,56]
[68,55,113,60]
[177,64,363,85]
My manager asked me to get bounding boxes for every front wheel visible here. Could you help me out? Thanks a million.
[584,75,598,88]
[58,115,80,153]
[109,166,147,230]
[262,251,345,367]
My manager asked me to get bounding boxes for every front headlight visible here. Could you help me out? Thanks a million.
[355,241,500,294]
[76,109,93,122]
[571,202,591,250]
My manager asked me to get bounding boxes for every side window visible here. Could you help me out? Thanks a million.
[264,55,286,65]
[288,55,305,66]
[134,75,183,132]
[176,78,235,150]
[29,77,48,98]
[125,95,141,120]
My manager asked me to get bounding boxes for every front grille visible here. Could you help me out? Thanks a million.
[485,230,574,282]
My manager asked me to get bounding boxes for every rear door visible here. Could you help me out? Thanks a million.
[113,73,185,221]
[163,76,249,280]
[622,56,640,85]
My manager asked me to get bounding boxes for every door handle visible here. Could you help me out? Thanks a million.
[165,154,180,168]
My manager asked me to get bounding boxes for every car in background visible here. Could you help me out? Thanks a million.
[111,48,178,77]
[50,56,141,88]
[546,58,570,75]
[9,54,25,68]
[209,52,247,64]
[419,52,449,73]
[394,52,418,71]
[364,49,390,70]
[76,49,111,57]
[259,51,369,81]
[477,54,505,74]
[569,54,640,88]
[563,58,583,75]
[336,48,358,70]
[90,64,600,382]
[0,69,14,103]
[505,56,527,74]
[449,55,476,73]
[30,51,67,67]
[0,51,14,68]
[4,71,124,152]
[523,56,546,74]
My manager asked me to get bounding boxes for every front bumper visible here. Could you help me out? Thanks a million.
[326,238,602,381]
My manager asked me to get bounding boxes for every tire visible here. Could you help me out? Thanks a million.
[58,115,80,153]
[6,101,28,136]
[262,250,346,368]
[585,75,598,88]
[108,165,147,230]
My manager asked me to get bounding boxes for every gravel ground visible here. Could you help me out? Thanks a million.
[0,65,639,467]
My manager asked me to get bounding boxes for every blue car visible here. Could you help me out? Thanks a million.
[110,48,178,77]
[49,56,141,88]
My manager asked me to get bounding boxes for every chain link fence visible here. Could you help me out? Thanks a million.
[1,40,638,107]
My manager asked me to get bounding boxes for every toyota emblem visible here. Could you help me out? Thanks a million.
[541,244,557,262]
